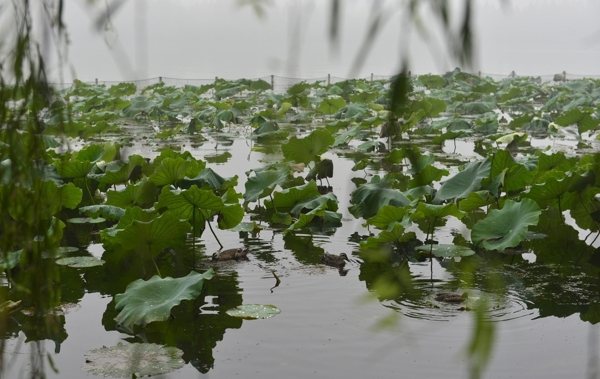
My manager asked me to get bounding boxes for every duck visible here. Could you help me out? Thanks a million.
[321,252,350,268]
[435,292,468,303]
[212,247,249,261]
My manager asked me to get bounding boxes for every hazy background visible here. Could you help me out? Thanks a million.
[46,0,600,83]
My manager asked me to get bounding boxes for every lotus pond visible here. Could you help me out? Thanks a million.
[3,69,600,378]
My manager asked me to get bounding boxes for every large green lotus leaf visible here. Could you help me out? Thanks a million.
[82,342,184,378]
[433,159,491,204]
[88,155,147,185]
[115,206,157,229]
[337,103,369,119]
[458,191,496,212]
[243,167,290,203]
[181,168,238,193]
[409,164,449,187]
[289,192,339,216]
[490,150,533,192]
[366,205,412,230]
[53,160,94,179]
[532,152,574,183]
[413,97,447,117]
[108,82,137,97]
[114,269,213,327]
[284,206,328,234]
[79,205,125,221]
[417,74,446,89]
[416,202,465,219]
[471,198,541,251]
[281,128,334,165]
[317,97,346,115]
[226,304,281,320]
[111,211,191,260]
[415,244,475,258]
[522,172,587,209]
[562,186,600,231]
[461,101,494,114]
[264,181,320,210]
[149,157,203,186]
[157,185,243,230]
[555,107,587,128]
[121,96,160,118]
[360,223,414,250]
[349,176,411,219]
[106,178,157,208]
[9,181,82,223]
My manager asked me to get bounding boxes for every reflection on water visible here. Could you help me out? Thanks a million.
[6,120,600,378]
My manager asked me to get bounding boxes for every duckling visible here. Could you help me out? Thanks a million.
[321,252,350,268]
[212,248,249,261]
[435,292,468,303]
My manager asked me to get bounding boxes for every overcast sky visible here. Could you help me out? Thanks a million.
[44,0,600,83]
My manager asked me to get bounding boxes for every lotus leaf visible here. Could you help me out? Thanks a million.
[366,205,413,230]
[9,181,82,223]
[149,157,204,186]
[109,211,191,261]
[106,178,157,208]
[360,224,414,249]
[157,185,243,232]
[349,176,411,219]
[114,269,213,327]
[226,304,281,320]
[282,128,334,165]
[415,244,475,258]
[244,167,290,203]
[55,256,105,268]
[66,217,105,224]
[433,159,491,204]
[82,342,184,377]
[471,198,541,251]
[416,202,465,220]
[88,155,147,186]
[264,181,320,210]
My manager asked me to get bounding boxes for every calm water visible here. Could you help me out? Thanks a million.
[3,124,599,378]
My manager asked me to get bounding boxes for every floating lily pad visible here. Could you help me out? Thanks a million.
[67,217,106,224]
[55,256,105,268]
[226,304,281,320]
[82,342,184,378]
[415,244,475,258]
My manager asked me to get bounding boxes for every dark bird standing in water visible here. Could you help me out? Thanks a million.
[212,248,249,261]
[321,252,350,268]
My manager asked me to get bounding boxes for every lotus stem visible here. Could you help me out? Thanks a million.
[84,177,95,205]
[151,257,161,277]
[207,219,223,249]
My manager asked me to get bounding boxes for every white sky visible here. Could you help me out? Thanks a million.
[41,0,600,82]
